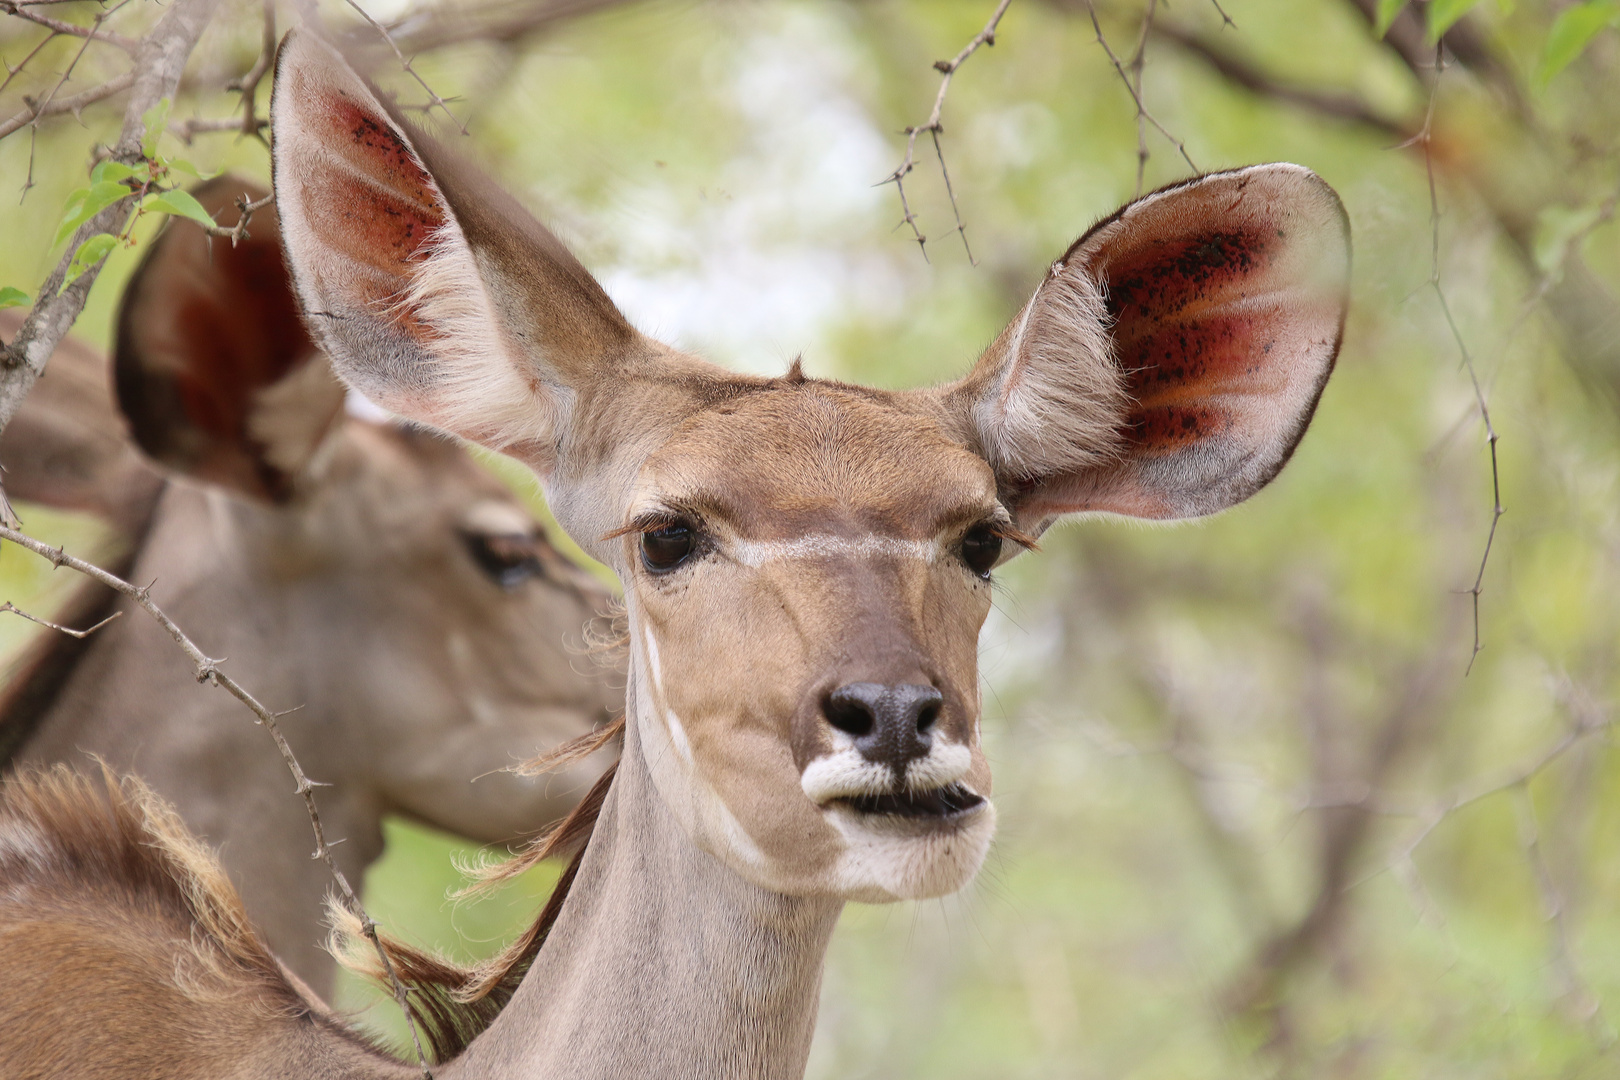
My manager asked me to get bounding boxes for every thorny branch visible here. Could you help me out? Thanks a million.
[1124,0,1157,196]
[1151,20,1411,142]
[0,1,140,55]
[0,598,119,638]
[0,68,135,141]
[0,524,436,1077]
[171,113,266,142]
[879,0,1012,263]
[200,190,274,246]
[1084,1,1197,183]
[1411,46,1502,674]
[226,0,276,142]
[343,0,467,135]
[15,0,138,199]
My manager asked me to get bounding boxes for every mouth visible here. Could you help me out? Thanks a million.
[832,782,985,819]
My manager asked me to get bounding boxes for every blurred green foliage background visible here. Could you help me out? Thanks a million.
[4,0,1620,1076]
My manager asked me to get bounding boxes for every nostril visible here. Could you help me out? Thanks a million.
[916,700,940,733]
[823,691,875,738]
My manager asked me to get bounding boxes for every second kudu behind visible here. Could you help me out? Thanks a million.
[0,31,1349,1080]
[0,179,621,994]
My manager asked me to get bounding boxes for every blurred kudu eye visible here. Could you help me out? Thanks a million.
[960,525,1003,579]
[463,530,545,588]
[641,522,697,573]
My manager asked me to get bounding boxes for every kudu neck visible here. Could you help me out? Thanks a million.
[445,673,843,1080]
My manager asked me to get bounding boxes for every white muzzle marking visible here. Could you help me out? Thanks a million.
[800,737,973,804]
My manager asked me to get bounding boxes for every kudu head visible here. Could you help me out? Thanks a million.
[2,176,619,844]
[271,32,1348,903]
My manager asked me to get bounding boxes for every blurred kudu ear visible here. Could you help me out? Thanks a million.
[268,31,639,471]
[115,175,346,502]
[0,310,161,528]
[942,164,1350,530]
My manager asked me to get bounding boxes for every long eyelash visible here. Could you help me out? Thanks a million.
[987,522,1040,552]
[601,510,688,542]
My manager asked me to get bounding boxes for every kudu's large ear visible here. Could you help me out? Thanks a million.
[115,175,346,502]
[269,31,638,470]
[942,165,1349,529]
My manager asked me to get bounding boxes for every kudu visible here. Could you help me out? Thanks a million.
[0,178,620,994]
[0,31,1349,1080]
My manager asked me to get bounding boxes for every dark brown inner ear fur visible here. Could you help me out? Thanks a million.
[116,177,323,501]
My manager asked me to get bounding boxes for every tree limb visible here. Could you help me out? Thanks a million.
[0,0,219,491]
[1152,20,1413,141]
[0,1,141,55]
[0,67,135,140]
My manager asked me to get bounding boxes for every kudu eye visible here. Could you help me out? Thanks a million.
[641,522,697,573]
[463,531,545,589]
[959,525,1003,579]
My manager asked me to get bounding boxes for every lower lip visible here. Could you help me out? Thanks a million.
[827,787,988,831]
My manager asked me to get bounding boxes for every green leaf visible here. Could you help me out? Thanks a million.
[90,160,139,185]
[141,99,172,159]
[0,286,29,310]
[61,233,119,290]
[166,157,204,179]
[1427,0,1483,40]
[1539,1,1620,85]
[53,181,131,249]
[1374,0,1407,37]
[143,188,217,230]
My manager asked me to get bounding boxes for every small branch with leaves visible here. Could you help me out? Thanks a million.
[879,0,1013,263]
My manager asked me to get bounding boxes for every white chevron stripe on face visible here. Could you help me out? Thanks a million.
[730,534,938,568]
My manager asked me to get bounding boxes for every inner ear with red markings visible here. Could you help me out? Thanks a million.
[941,164,1350,531]
[114,174,346,503]
[269,31,639,471]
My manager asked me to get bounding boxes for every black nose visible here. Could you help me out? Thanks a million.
[822,682,942,775]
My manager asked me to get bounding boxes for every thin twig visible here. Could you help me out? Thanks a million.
[226,0,275,142]
[170,113,266,143]
[0,525,436,1077]
[1152,20,1412,142]
[0,67,134,141]
[878,0,1012,262]
[15,0,133,199]
[200,190,273,245]
[1413,45,1501,674]
[342,0,467,135]
[0,27,58,100]
[1084,0,1197,181]
[0,1,141,54]
[0,599,120,637]
[1126,0,1158,196]
[1514,785,1609,1038]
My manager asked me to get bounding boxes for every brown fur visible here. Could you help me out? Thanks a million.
[0,765,408,1079]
